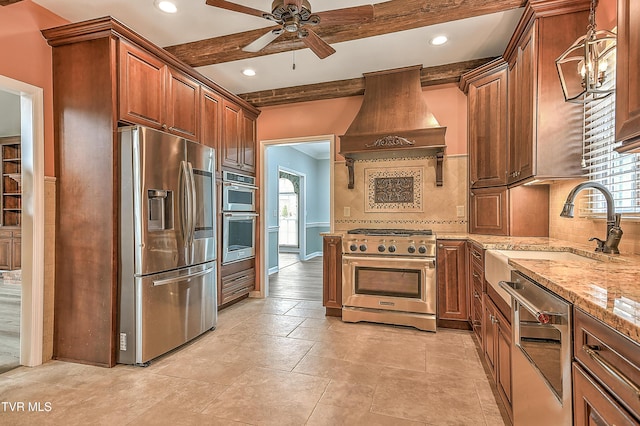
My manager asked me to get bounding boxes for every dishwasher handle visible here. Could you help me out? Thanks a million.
[499,280,567,324]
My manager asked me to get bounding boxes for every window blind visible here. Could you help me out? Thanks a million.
[581,60,640,216]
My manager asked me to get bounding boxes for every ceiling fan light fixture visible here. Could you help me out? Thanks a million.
[430,35,448,46]
[242,68,256,77]
[155,0,177,14]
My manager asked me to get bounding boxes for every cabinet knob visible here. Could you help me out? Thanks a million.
[438,244,444,248]
[162,124,168,130]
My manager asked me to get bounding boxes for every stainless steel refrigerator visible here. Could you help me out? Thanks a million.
[118,126,217,365]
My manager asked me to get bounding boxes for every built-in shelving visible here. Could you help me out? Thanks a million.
[0,136,21,227]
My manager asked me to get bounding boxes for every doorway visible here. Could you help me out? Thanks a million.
[0,74,46,369]
[261,136,334,301]
[0,89,21,373]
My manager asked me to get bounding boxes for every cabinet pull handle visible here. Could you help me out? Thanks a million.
[583,345,640,400]
[473,272,480,279]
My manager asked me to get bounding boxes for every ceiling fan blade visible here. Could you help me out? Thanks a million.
[315,5,374,24]
[301,28,336,59]
[242,29,284,53]
[205,0,268,18]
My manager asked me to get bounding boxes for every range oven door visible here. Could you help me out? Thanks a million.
[342,255,436,315]
[222,212,257,264]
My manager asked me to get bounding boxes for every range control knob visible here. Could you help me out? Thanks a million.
[418,246,427,254]
[349,243,358,252]
[378,244,386,252]
[388,245,397,253]
[407,246,416,254]
[359,244,368,252]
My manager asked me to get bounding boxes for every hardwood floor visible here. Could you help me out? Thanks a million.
[0,280,20,374]
[269,253,322,301]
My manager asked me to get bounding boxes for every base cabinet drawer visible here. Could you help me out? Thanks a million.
[573,363,637,426]
[220,268,255,306]
[573,309,640,425]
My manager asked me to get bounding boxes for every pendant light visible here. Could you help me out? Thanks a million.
[555,0,616,103]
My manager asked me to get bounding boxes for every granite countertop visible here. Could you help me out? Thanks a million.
[464,234,640,346]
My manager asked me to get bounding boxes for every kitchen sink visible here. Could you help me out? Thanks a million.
[484,249,600,307]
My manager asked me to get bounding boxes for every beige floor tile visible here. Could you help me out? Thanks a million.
[202,367,329,425]
[318,379,376,409]
[0,297,506,425]
[371,375,492,425]
[307,403,426,426]
[293,354,383,387]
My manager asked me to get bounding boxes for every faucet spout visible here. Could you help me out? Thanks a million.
[560,182,621,254]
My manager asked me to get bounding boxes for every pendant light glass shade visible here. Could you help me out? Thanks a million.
[555,0,616,103]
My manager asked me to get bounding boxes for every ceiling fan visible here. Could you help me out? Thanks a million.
[205,0,374,59]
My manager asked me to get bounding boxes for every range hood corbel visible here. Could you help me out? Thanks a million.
[339,65,447,189]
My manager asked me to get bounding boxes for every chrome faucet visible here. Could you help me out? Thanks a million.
[560,182,622,254]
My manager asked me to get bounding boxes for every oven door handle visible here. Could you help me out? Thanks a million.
[224,212,258,218]
[499,280,567,323]
[223,182,258,190]
[342,255,435,268]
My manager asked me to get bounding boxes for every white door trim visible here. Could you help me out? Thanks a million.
[0,75,45,367]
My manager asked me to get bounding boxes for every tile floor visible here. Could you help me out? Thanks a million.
[0,297,507,425]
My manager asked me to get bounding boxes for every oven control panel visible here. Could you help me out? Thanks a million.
[343,237,436,257]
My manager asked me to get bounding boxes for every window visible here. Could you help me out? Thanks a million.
[581,57,640,216]
[278,177,298,247]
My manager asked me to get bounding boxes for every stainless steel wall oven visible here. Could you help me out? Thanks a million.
[221,170,257,265]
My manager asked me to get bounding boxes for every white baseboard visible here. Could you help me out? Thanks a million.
[302,251,323,261]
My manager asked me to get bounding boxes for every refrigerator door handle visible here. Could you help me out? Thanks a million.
[180,161,193,254]
[186,161,197,247]
[152,266,215,287]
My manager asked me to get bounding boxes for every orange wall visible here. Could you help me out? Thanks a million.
[257,83,468,156]
[0,1,68,177]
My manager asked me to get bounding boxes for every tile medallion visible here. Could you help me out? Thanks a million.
[365,166,423,212]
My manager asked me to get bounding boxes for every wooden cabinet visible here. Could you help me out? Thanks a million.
[436,240,468,327]
[461,59,508,189]
[221,99,257,175]
[503,2,590,184]
[615,0,640,152]
[483,294,513,422]
[201,87,222,152]
[322,235,342,317]
[219,258,255,307]
[468,242,484,342]
[469,184,549,236]
[43,17,259,367]
[0,229,19,270]
[573,309,640,423]
[119,41,200,141]
[0,137,21,227]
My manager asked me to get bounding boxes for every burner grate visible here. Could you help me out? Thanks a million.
[347,228,433,236]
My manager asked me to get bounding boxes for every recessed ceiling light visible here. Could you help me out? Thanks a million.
[430,35,448,46]
[155,0,177,14]
[242,68,256,77]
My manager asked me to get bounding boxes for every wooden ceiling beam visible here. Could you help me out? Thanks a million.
[164,0,525,67]
[238,57,496,107]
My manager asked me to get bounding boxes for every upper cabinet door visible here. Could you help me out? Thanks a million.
[615,0,640,152]
[468,63,508,188]
[166,68,200,141]
[221,100,242,170]
[201,87,222,151]
[241,112,256,174]
[118,41,166,128]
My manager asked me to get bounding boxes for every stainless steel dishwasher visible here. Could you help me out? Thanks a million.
[500,271,572,426]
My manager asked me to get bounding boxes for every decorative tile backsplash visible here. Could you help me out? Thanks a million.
[365,166,423,212]
[334,155,468,233]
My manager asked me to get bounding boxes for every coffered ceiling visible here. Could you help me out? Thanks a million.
[29,0,526,106]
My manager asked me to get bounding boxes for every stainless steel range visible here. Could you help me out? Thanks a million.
[341,228,437,332]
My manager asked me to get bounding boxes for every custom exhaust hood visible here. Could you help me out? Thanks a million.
[339,65,447,189]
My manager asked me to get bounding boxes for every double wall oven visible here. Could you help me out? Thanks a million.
[221,171,257,264]
[342,228,437,332]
